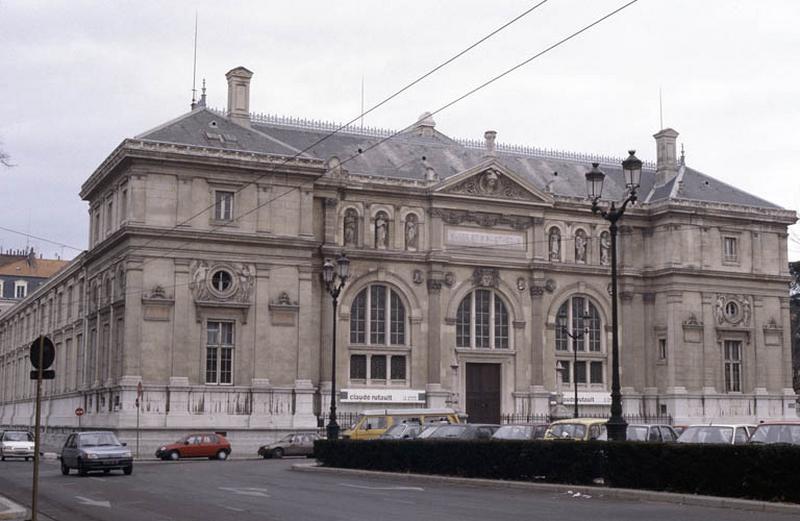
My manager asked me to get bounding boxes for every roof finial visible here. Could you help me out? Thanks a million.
[197,78,207,108]
[680,143,685,165]
[190,11,199,110]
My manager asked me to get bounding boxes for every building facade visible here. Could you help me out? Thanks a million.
[0,249,68,315]
[0,66,796,450]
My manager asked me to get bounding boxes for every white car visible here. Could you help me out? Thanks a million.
[0,430,35,461]
[676,424,755,445]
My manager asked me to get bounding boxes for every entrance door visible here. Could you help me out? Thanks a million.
[465,363,501,424]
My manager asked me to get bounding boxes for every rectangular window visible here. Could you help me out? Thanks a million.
[78,280,84,315]
[456,294,471,348]
[390,355,406,381]
[66,286,73,319]
[572,297,585,351]
[350,354,367,380]
[93,211,101,244]
[475,289,490,348]
[723,236,738,262]
[658,338,667,360]
[206,321,234,385]
[390,292,405,345]
[350,291,366,344]
[589,361,603,384]
[494,295,508,349]
[575,361,587,384]
[214,191,234,221]
[106,200,113,233]
[555,305,568,351]
[724,340,742,392]
[120,187,128,222]
[14,281,27,299]
[559,361,570,384]
[369,285,386,344]
[370,355,387,381]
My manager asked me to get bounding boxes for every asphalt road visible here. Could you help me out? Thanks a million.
[0,458,796,521]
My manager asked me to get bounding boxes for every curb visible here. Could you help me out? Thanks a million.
[291,463,800,515]
[0,496,27,521]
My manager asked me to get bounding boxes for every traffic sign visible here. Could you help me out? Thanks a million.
[29,336,55,370]
[75,407,85,417]
[29,370,55,380]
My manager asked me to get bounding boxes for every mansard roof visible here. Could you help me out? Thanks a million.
[132,107,782,210]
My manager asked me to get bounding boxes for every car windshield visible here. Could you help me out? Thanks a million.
[492,425,532,440]
[80,432,121,447]
[417,425,442,439]
[280,434,294,442]
[381,424,408,439]
[627,426,649,441]
[677,426,733,444]
[428,425,465,438]
[549,423,587,440]
[3,431,33,442]
[749,424,800,445]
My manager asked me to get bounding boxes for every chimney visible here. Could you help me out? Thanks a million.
[484,130,497,157]
[414,112,436,137]
[226,66,254,127]
[653,128,679,186]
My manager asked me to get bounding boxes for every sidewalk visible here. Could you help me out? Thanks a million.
[292,463,800,515]
[0,496,27,521]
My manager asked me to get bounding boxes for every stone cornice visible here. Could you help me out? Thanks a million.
[81,138,326,200]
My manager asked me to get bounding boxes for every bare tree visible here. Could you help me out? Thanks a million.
[0,141,13,168]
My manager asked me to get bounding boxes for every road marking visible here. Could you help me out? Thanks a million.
[225,506,246,512]
[75,496,111,508]
[89,477,106,482]
[218,487,271,498]
[340,484,424,492]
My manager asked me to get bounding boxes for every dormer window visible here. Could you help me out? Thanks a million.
[14,280,27,299]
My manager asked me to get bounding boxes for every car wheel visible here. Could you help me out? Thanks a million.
[216,450,228,461]
[272,448,284,459]
[103,469,110,474]
[25,457,31,462]
[169,451,180,461]
[123,465,133,476]
[0,456,4,461]
[60,462,70,475]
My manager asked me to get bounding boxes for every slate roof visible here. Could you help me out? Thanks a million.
[0,258,69,278]
[134,107,782,210]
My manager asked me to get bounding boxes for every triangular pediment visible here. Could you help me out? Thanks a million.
[434,159,553,204]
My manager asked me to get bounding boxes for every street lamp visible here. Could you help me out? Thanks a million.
[321,252,351,440]
[559,311,590,419]
[585,150,642,442]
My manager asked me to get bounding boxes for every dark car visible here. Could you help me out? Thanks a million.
[258,432,319,459]
[425,424,498,440]
[60,431,133,476]
[492,424,548,441]
[156,433,231,460]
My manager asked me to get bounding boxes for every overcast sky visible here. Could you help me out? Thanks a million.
[1,0,798,261]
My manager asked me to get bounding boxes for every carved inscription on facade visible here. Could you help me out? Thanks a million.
[445,227,525,251]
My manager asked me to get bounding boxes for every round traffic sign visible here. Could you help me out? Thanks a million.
[75,407,85,417]
[29,336,55,370]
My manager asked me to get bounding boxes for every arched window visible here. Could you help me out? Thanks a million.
[456,289,509,349]
[350,284,406,345]
[555,296,604,388]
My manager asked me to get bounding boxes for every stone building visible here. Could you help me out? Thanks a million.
[0,66,796,450]
[0,249,69,315]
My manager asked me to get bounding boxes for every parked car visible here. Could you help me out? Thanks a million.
[343,408,462,440]
[258,432,319,458]
[424,424,498,440]
[0,430,35,461]
[379,422,423,440]
[156,433,231,460]
[748,420,800,445]
[417,423,449,439]
[676,424,755,445]
[492,424,548,441]
[60,431,133,476]
[596,424,678,442]
[544,418,607,441]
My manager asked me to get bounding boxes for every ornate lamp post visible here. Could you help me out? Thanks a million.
[321,253,350,440]
[585,150,642,442]
[559,311,590,419]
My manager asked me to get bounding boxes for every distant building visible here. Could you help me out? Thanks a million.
[0,249,69,315]
[0,66,797,452]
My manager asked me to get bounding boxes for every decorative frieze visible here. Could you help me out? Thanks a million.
[430,208,534,230]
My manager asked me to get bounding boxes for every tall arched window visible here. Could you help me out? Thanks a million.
[350,285,406,346]
[555,296,604,388]
[456,289,509,349]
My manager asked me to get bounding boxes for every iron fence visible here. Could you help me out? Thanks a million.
[501,413,674,425]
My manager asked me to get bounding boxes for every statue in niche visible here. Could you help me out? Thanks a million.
[575,230,587,263]
[600,232,610,266]
[375,212,389,249]
[238,264,255,302]
[549,228,561,261]
[190,260,209,300]
[343,209,358,247]
[277,291,291,305]
[741,297,751,327]
[405,214,418,251]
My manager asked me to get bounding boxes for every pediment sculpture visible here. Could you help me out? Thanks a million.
[443,169,538,202]
[190,260,255,303]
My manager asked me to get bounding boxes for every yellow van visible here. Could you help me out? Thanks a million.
[544,418,607,441]
[342,408,462,440]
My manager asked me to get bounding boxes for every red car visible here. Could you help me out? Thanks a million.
[155,433,231,461]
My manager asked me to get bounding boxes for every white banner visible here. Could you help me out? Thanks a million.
[562,392,612,405]
[340,389,426,404]
[445,227,525,251]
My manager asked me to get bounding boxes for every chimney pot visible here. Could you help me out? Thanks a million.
[653,128,679,187]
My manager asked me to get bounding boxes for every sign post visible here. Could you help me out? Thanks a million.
[136,381,143,460]
[75,406,84,430]
[29,335,55,521]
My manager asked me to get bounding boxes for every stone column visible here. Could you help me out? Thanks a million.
[426,270,443,386]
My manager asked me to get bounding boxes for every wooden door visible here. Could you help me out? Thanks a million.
[465,363,501,424]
